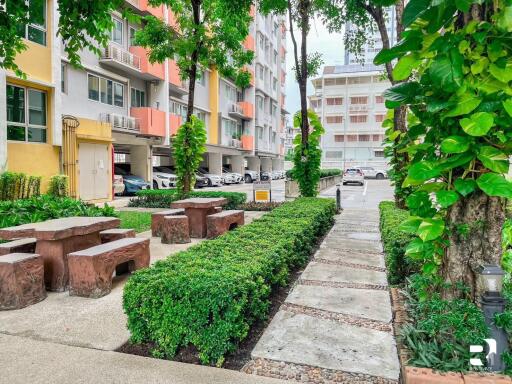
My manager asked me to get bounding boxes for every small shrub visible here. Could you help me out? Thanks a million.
[123,198,336,366]
[47,175,69,197]
[238,201,284,211]
[0,171,41,200]
[128,190,246,210]
[379,201,419,285]
[286,168,341,181]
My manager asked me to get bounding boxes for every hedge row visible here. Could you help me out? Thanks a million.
[128,190,246,210]
[123,198,336,365]
[379,201,419,285]
[286,168,341,180]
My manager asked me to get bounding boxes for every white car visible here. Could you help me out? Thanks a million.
[357,166,388,179]
[198,169,223,187]
[152,166,177,189]
[222,168,243,184]
[342,168,365,186]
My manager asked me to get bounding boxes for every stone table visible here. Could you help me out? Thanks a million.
[0,217,120,292]
[171,198,228,238]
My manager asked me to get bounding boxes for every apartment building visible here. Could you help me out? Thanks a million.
[1,0,286,202]
[309,8,396,170]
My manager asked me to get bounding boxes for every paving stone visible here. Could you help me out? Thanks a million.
[329,231,381,241]
[321,236,383,253]
[252,311,399,381]
[286,285,392,323]
[301,261,388,286]
[314,247,385,268]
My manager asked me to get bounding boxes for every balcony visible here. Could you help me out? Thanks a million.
[130,107,166,137]
[241,134,254,150]
[168,60,188,95]
[100,43,141,76]
[125,0,164,18]
[349,105,369,112]
[228,102,254,120]
[101,113,139,133]
[129,46,165,81]
[169,113,182,136]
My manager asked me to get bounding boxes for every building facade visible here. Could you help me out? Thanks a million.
[1,0,286,201]
[309,8,396,170]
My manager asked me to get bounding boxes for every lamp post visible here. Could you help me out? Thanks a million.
[336,183,341,213]
[478,264,508,372]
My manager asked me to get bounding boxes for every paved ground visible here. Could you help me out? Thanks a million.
[244,180,400,383]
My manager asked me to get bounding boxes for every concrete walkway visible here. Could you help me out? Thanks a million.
[244,208,400,383]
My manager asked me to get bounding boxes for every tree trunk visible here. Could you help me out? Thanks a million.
[298,0,310,147]
[441,192,506,301]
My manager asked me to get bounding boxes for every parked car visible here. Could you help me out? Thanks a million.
[342,168,365,186]
[222,168,243,184]
[152,166,177,189]
[356,166,388,180]
[244,169,260,183]
[260,171,271,181]
[198,168,223,187]
[114,165,151,195]
[194,173,209,188]
[271,171,280,180]
[113,174,125,196]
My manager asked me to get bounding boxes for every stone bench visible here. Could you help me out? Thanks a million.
[0,253,46,310]
[161,215,190,244]
[100,228,136,243]
[151,209,185,237]
[206,210,244,239]
[0,238,37,256]
[68,238,150,298]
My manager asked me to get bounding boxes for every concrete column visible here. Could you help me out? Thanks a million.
[0,70,6,172]
[208,152,223,175]
[247,156,260,172]
[229,155,244,175]
[272,158,283,171]
[131,145,152,182]
[261,157,272,172]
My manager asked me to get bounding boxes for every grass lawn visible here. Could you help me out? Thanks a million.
[118,211,152,233]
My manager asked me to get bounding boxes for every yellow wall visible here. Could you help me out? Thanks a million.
[209,69,219,145]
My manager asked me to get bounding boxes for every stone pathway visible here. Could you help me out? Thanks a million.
[244,208,400,383]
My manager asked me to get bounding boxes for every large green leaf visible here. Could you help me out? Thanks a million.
[393,54,420,81]
[429,50,463,91]
[440,135,470,154]
[477,146,510,174]
[435,190,460,208]
[383,82,422,104]
[477,173,512,198]
[373,33,423,65]
[454,178,477,197]
[503,99,512,117]
[455,0,472,12]
[444,94,482,117]
[460,112,494,136]
[497,7,512,32]
[403,0,432,27]
[418,218,445,241]
[437,152,474,172]
[399,217,423,234]
[489,61,512,83]
[408,161,441,182]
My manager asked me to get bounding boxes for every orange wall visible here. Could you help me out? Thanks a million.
[131,107,166,137]
[129,46,165,80]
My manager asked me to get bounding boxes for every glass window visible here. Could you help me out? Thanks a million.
[6,85,46,143]
[61,63,67,93]
[28,89,46,126]
[6,85,25,124]
[88,75,99,101]
[129,27,137,46]
[17,0,47,45]
[100,78,113,105]
[112,18,123,45]
[114,83,124,107]
[131,88,146,107]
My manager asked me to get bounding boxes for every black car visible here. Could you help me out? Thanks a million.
[194,173,209,188]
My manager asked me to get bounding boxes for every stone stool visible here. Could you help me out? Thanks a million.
[161,215,191,244]
[0,253,46,310]
[151,209,185,237]
[0,238,37,256]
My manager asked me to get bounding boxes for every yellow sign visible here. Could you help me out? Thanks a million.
[255,190,270,202]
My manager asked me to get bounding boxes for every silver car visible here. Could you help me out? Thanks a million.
[342,168,365,186]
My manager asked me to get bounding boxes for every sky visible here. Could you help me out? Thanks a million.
[284,19,345,116]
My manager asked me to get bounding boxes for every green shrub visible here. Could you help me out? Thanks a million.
[0,171,41,200]
[237,201,284,211]
[128,190,246,210]
[47,175,69,197]
[0,195,115,228]
[379,201,419,285]
[123,198,336,365]
[286,168,341,180]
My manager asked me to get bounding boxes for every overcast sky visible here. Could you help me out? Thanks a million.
[284,19,345,117]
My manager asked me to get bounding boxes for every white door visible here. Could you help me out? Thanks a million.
[79,143,110,201]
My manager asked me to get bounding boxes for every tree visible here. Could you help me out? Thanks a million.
[381,0,512,301]
[135,0,253,194]
[1,0,124,76]
[260,0,335,196]
[333,0,409,207]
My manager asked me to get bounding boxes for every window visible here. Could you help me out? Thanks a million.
[131,88,146,108]
[374,150,385,158]
[171,101,188,119]
[372,134,382,142]
[350,96,368,105]
[111,17,123,45]
[6,84,47,143]
[350,115,367,123]
[271,104,277,116]
[326,116,343,124]
[325,151,343,159]
[257,97,264,110]
[326,97,343,106]
[223,118,241,138]
[257,127,263,139]
[17,0,46,45]
[348,76,370,84]
[88,74,124,107]
[225,83,236,101]
[258,65,264,80]
[359,134,370,142]
[375,114,385,123]
[334,135,344,142]
[273,77,277,91]
[129,27,137,46]
[375,95,384,104]
[195,110,206,122]
[61,63,67,93]
[196,70,206,86]
[324,79,336,86]
[273,50,278,64]
[347,135,357,142]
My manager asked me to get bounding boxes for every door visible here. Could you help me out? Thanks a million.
[79,143,110,201]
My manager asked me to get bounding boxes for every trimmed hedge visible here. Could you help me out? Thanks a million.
[128,189,246,210]
[123,198,336,365]
[379,201,419,285]
[286,168,341,180]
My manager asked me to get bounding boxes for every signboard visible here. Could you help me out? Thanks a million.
[253,181,272,202]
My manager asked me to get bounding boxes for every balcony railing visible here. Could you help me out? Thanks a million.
[230,139,242,148]
[349,105,369,112]
[101,43,141,71]
[101,113,139,132]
